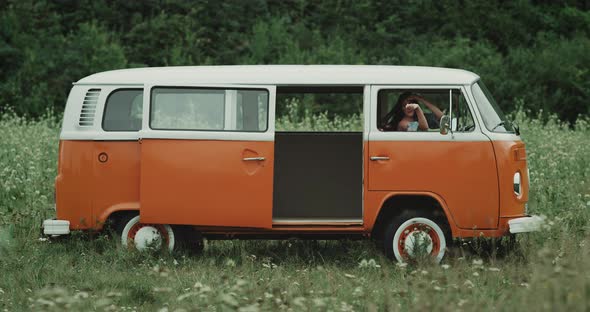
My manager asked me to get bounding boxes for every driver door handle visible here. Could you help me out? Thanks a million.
[243,157,266,161]
[370,156,390,161]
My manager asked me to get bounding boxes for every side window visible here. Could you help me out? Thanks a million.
[150,87,268,132]
[235,90,268,131]
[377,89,451,132]
[452,91,475,132]
[102,89,143,131]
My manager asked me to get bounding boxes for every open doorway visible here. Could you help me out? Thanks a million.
[273,86,364,222]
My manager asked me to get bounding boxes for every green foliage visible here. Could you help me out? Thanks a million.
[1,0,589,121]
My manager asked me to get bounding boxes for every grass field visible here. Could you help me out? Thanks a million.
[0,110,589,311]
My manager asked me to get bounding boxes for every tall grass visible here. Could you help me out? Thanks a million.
[0,109,589,311]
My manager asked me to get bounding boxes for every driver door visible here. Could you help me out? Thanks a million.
[368,85,500,229]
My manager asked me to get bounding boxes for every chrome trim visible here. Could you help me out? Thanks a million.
[370,156,390,161]
[272,218,363,224]
[242,157,265,161]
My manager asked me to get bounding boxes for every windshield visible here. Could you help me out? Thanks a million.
[471,81,514,133]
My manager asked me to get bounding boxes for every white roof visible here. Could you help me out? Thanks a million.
[76,65,480,86]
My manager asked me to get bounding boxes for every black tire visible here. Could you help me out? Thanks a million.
[173,225,205,254]
[383,210,451,263]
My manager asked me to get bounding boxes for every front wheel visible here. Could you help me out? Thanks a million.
[384,212,450,263]
[119,215,175,252]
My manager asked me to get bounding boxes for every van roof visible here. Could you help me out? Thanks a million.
[75,65,480,86]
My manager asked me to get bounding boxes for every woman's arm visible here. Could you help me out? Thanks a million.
[415,107,429,130]
[414,96,444,121]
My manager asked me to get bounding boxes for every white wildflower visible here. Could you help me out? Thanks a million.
[177,292,197,301]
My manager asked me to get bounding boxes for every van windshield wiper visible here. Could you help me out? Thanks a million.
[491,120,520,135]
[491,121,506,131]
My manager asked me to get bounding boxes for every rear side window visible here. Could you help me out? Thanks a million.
[150,87,268,132]
[102,89,143,131]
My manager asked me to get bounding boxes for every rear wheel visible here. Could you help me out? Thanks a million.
[383,211,450,263]
[118,215,175,252]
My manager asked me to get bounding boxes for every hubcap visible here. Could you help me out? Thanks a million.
[396,222,441,260]
[126,222,171,251]
[133,226,163,250]
[403,230,434,256]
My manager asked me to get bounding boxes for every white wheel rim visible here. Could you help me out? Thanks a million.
[393,217,446,263]
[121,216,175,252]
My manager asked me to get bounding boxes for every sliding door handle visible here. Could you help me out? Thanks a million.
[370,156,390,161]
[243,157,266,161]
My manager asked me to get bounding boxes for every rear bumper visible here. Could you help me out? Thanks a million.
[508,215,544,234]
[42,219,70,235]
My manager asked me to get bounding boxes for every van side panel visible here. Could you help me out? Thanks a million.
[55,141,95,229]
[92,141,141,227]
[55,140,141,229]
[368,140,499,230]
[139,139,274,228]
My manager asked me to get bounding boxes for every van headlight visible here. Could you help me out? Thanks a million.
[513,172,521,197]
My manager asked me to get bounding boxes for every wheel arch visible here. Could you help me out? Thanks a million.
[370,192,457,240]
[97,202,140,230]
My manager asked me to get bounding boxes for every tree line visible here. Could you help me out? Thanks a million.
[0,0,588,122]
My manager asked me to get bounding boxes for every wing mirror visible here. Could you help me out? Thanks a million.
[440,115,450,135]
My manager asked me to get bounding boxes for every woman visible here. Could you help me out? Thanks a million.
[382,92,444,131]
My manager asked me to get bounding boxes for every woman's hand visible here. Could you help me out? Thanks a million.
[404,103,420,114]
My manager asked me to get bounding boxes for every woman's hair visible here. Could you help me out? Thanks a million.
[382,91,418,130]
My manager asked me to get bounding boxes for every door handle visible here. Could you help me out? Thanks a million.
[370,156,390,161]
[243,157,266,161]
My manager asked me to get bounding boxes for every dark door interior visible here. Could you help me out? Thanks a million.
[273,132,363,220]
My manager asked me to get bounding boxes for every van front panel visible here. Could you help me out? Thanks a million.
[493,140,529,218]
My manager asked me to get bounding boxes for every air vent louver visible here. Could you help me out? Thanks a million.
[79,89,100,127]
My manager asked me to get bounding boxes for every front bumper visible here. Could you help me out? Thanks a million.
[42,219,70,235]
[508,215,544,234]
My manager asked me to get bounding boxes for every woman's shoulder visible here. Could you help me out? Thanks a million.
[397,119,409,131]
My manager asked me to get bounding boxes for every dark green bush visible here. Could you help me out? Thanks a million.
[0,0,588,122]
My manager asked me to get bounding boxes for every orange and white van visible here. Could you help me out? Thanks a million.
[43,65,542,262]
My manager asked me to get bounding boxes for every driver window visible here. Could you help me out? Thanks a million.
[377,89,450,132]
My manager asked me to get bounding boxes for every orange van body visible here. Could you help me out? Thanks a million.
[55,138,529,237]
[47,66,539,253]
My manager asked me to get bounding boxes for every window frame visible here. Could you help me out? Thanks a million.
[101,88,144,132]
[451,89,477,133]
[149,86,270,133]
[369,84,486,142]
[375,87,469,133]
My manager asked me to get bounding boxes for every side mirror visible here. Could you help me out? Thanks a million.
[513,121,520,136]
[440,115,450,135]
